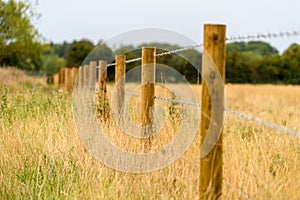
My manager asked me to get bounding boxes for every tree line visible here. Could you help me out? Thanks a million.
[0,0,299,84]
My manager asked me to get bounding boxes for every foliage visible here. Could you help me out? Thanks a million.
[0,0,43,70]
[226,42,300,84]
[42,44,66,75]
[65,39,95,67]
[45,40,300,84]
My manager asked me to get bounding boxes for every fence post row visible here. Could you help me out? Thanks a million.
[200,24,226,199]
[50,25,226,199]
[141,47,156,151]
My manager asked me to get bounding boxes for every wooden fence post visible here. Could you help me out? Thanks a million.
[53,73,59,87]
[141,47,156,150]
[78,66,84,88]
[69,67,78,91]
[89,61,97,89]
[115,55,126,122]
[98,60,107,99]
[59,68,65,88]
[65,68,73,92]
[98,60,108,118]
[72,67,79,86]
[200,24,226,199]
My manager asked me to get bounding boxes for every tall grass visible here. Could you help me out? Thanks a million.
[0,73,299,199]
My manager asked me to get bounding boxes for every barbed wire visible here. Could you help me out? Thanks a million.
[224,107,300,139]
[107,57,142,67]
[223,178,251,200]
[156,43,203,57]
[106,89,300,139]
[154,95,200,107]
[105,43,203,67]
[100,29,300,68]
[226,30,300,42]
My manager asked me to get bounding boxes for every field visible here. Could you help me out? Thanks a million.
[0,68,299,199]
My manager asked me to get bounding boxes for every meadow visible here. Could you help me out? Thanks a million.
[0,68,299,199]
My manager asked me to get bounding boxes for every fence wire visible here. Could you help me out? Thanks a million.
[154,95,201,107]
[106,89,300,139]
[226,30,300,42]
[224,107,300,139]
[223,178,251,200]
[105,43,203,67]
[101,29,300,68]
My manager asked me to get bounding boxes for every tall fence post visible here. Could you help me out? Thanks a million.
[141,47,156,151]
[200,24,226,199]
[115,55,126,122]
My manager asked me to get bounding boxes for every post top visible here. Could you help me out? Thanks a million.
[115,55,126,59]
[204,24,226,27]
[142,46,156,50]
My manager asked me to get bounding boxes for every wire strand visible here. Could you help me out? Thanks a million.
[106,89,300,139]
[226,30,300,42]
[223,178,251,200]
[100,30,300,68]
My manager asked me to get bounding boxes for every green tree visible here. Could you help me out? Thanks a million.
[42,47,66,75]
[226,41,279,83]
[281,44,300,84]
[65,39,94,67]
[0,0,43,70]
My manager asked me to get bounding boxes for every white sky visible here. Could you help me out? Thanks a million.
[36,0,300,53]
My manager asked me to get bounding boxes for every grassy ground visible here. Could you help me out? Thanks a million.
[0,69,299,199]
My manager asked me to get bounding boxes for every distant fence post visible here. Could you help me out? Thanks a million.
[89,61,97,89]
[59,68,65,88]
[65,68,73,92]
[114,55,126,122]
[98,60,108,118]
[200,24,226,199]
[98,60,107,98]
[72,67,79,82]
[53,73,59,87]
[78,66,84,88]
[141,47,156,151]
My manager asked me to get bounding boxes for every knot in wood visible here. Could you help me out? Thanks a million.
[209,71,216,80]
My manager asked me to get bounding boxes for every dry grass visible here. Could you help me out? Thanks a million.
[0,70,299,199]
[0,67,47,87]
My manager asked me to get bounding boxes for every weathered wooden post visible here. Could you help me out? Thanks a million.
[141,47,156,150]
[200,24,226,199]
[115,55,126,122]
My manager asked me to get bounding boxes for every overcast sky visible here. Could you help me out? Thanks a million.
[36,0,300,53]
